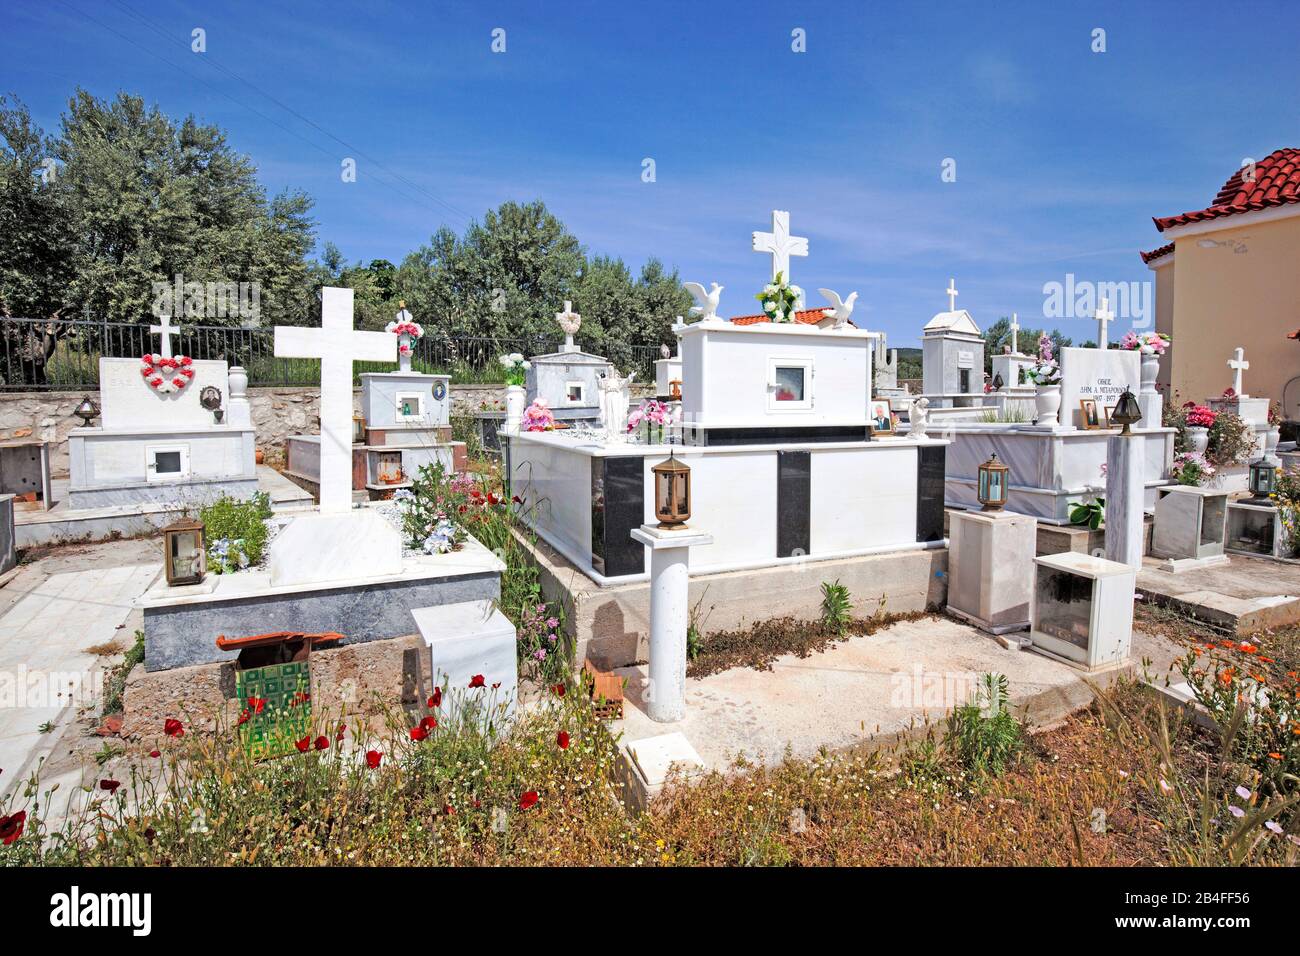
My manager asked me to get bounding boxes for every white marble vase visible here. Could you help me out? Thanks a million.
[1187,426,1209,455]
[1035,384,1061,427]
[1266,426,1281,459]
[398,333,413,373]
[1140,353,1159,395]
[505,384,526,434]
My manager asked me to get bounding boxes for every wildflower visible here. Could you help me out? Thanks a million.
[0,810,26,845]
[99,779,121,793]
[469,674,486,689]
[1228,805,1246,818]
[410,726,429,742]
[236,709,250,726]
[1268,752,1283,760]
[518,790,539,811]
[247,696,266,714]
[1265,820,1284,834]
[295,736,311,753]
[336,724,346,743]
[557,731,570,750]
[420,716,438,731]
[150,750,161,759]
[1159,778,1172,794]
[314,736,329,751]
[366,750,382,769]
[1235,785,1253,800]
[551,683,566,697]
[163,718,184,738]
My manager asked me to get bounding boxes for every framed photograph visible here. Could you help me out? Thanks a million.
[869,399,895,435]
[1103,404,1117,428]
[1079,398,1101,430]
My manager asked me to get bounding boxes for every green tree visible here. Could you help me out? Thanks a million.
[982,316,1072,376]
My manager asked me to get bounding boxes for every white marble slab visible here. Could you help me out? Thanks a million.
[99,357,229,430]
[267,508,403,588]
[1058,347,1139,430]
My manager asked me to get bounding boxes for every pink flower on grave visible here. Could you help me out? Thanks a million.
[180,356,192,366]
[1185,404,1217,428]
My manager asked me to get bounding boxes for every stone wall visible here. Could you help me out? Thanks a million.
[0,382,653,476]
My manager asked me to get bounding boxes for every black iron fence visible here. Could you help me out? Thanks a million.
[0,317,660,391]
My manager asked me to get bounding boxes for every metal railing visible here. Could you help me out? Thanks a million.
[0,317,661,391]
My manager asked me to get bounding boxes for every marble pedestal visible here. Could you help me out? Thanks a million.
[1030,551,1135,672]
[413,599,518,717]
[1151,485,1229,572]
[268,509,403,588]
[1104,432,1146,568]
[946,509,1035,634]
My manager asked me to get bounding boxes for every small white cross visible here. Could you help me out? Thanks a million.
[555,300,581,352]
[1227,347,1250,395]
[149,312,179,359]
[1094,297,1115,349]
[752,210,809,303]
[945,278,959,312]
[275,288,396,513]
[1009,312,1019,353]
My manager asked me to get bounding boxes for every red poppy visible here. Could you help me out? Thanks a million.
[492,682,501,690]
[469,674,486,688]
[0,810,25,845]
[518,790,539,811]
[295,736,311,752]
[551,683,566,697]
[335,724,346,743]
[410,726,429,742]
[366,750,383,769]
[163,718,184,738]
[511,495,522,504]
[421,716,437,731]
[428,687,442,709]
[99,779,121,793]
[247,696,266,714]
[236,709,250,726]
[150,749,161,759]
[557,731,570,750]
[313,735,329,751]
[443,803,455,816]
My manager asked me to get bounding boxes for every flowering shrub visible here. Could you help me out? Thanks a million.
[1206,410,1255,466]
[394,463,468,554]
[1171,451,1215,486]
[1117,330,1170,355]
[199,492,272,573]
[1023,332,1061,386]
[498,353,530,386]
[521,399,555,432]
[755,270,802,323]
[1184,404,1217,428]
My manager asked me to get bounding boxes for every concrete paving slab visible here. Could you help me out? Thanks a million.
[1136,553,1300,633]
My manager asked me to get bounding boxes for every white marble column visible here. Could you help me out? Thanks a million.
[1105,433,1146,567]
[630,524,713,722]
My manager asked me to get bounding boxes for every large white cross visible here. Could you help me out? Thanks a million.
[1228,347,1250,395]
[275,287,395,513]
[150,312,179,359]
[752,210,808,291]
[945,278,959,312]
[1094,297,1115,349]
[1009,312,1019,353]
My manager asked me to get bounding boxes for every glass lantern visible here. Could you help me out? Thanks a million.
[977,454,1009,511]
[1248,458,1277,503]
[163,518,206,586]
[1109,386,1142,435]
[652,452,691,528]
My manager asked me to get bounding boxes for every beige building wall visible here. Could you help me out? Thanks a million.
[1163,214,1300,412]
[1151,258,1175,394]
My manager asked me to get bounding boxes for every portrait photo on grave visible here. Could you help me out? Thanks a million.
[1,0,1294,918]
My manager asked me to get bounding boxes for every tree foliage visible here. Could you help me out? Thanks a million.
[981,316,1072,376]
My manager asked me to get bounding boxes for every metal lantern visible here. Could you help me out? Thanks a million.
[652,451,691,528]
[73,394,100,427]
[977,454,1009,511]
[1249,458,1278,503]
[162,517,206,586]
[991,372,1004,392]
[1109,386,1143,435]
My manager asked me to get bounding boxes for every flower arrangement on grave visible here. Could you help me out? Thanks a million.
[140,353,196,394]
[498,352,530,386]
[1184,404,1217,428]
[1022,332,1061,386]
[385,315,424,356]
[627,398,670,443]
[1118,330,1170,355]
[755,270,802,323]
[1171,451,1216,487]
[521,398,556,431]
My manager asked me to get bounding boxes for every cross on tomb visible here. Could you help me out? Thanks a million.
[1009,312,1019,353]
[945,278,959,312]
[752,210,809,304]
[1228,347,1250,395]
[150,312,179,360]
[274,287,395,513]
[555,300,581,352]
[1094,298,1115,349]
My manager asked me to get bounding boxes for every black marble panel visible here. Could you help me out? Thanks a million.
[777,450,811,558]
[916,445,946,543]
[693,425,870,446]
[591,456,646,577]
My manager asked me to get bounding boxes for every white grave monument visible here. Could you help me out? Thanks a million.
[921,280,987,407]
[990,312,1035,390]
[1208,347,1271,490]
[1030,551,1135,672]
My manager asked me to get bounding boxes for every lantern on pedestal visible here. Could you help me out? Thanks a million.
[162,517,206,586]
[1109,386,1142,436]
[977,454,1009,511]
[1248,458,1278,503]
[73,395,100,427]
[652,452,691,528]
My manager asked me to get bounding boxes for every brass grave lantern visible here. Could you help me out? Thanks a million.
[162,517,206,586]
[977,454,1010,511]
[652,451,691,528]
[1109,386,1142,436]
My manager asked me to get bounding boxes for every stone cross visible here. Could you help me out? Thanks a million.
[555,300,581,353]
[275,287,395,513]
[149,312,179,359]
[945,278,959,312]
[1010,312,1019,353]
[1095,298,1115,349]
[1228,347,1249,395]
[752,210,808,303]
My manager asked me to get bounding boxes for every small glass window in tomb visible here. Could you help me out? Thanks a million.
[565,381,585,404]
[1227,508,1274,554]
[1200,497,1226,547]
[155,451,182,475]
[397,393,424,420]
[146,444,189,482]
[773,366,805,403]
[1034,565,1093,651]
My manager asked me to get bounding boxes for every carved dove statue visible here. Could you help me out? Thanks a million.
[683,281,723,321]
[817,288,858,329]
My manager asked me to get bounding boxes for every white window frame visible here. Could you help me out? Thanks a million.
[563,380,586,406]
[145,443,190,483]
[395,391,425,422]
[766,357,814,412]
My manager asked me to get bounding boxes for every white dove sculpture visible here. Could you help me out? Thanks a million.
[683,281,723,321]
[817,288,858,329]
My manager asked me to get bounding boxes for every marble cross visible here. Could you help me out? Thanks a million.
[1094,298,1115,349]
[1009,312,1019,353]
[275,287,395,513]
[555,300,581,352]
[1228,347,1250,395]
[149,312,179,359]
[945,278,959,312]
[752,210,808,303]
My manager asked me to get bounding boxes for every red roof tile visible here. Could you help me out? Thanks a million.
[1154,148,1300,232]
[1140,242,1174,264]
[730,308,856,327]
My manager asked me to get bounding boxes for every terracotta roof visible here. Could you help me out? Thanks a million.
[1140,242,1174,264]
[730,308,855,327]
[1288,328,1300,341]
[1154,148,1300,232]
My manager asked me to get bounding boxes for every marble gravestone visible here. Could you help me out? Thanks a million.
[921,280,986,407]
[947,509,1036,634]
[1058,347,1140,430]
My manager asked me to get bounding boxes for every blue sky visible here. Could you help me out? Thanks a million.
[4,0,1295,346]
